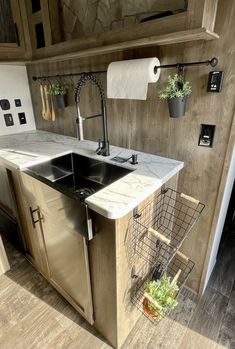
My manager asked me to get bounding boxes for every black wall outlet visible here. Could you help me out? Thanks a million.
[0,99,10,110]
[4,114,14,126]
[198,124,216,147]
[18,112,26,124]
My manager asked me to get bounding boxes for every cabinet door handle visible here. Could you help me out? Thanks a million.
[14,23,20,46]
[29,206,41,228]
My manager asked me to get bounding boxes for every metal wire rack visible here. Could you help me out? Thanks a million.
[130,187,205,267]
[130,251,195,324]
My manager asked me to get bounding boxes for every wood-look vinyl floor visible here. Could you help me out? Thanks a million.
[0,225,234,349]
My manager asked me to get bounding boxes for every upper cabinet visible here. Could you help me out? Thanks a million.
[0,0,219,63]
[0,0,28,60]
[24,0,61,50]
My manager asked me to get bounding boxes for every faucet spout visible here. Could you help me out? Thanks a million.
[75,73,110,156]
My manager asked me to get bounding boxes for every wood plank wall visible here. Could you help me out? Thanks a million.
[27,0,235,294]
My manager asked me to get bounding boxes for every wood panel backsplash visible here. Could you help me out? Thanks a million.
[27,0,235,294]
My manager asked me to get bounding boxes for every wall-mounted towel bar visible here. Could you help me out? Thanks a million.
[32,57,218,82]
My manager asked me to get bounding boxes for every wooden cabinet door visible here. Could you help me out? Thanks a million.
[20,172,94,324]
[41,213,94,324]
[0,0,26,59]
[19,172,49,277]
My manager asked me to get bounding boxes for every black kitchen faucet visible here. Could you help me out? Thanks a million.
[75,73,110,156]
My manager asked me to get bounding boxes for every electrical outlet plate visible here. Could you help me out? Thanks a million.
[198,124,216,147]
[4,114,14,127]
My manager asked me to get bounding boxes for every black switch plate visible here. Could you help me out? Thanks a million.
[207,71,224,92]
[15,99,22,107]
[4,114,14,126]
[18,112,27,124]
[0,99,10,110]
[198,124,216,147]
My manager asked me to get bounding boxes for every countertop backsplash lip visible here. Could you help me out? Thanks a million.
[0,130,184,219]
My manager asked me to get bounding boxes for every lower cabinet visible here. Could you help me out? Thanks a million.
[16,171,94,324]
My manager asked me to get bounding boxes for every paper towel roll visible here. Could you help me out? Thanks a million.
[107,57,160,100]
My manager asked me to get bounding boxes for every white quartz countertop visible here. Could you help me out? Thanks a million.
[0,130,183,219]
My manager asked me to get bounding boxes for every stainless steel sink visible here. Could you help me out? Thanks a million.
[24,153,133,201]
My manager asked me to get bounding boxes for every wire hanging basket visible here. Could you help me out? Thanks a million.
[130,187,205,268]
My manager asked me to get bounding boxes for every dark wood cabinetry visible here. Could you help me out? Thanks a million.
[0,0,219,63]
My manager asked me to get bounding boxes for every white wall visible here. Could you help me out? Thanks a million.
[203,144,235,292]
[0,65,35,135]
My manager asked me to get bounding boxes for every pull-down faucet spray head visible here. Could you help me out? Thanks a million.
[75,73,110,156]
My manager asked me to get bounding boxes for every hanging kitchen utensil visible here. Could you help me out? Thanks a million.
[50,95,56,122]
[40,84,46,119]
[43,85,52,121]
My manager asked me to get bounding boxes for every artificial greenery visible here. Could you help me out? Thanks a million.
[145,273,179,319]
[48,83,67,96]
[159,74,192,99]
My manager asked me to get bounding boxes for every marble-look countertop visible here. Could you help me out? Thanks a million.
[0,130,183,219]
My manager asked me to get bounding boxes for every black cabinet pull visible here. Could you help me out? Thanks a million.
[14,23,20,46]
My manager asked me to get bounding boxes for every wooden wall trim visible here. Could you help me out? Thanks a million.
[187,0,219,31]
[199,109,235,295]
[29,28,218,64]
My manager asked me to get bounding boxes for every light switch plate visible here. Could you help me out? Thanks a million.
[18,112,26,124]
[15,99,22,107]
[4,114,14,127]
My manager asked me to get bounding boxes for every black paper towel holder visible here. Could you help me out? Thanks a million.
[32,58,218,82]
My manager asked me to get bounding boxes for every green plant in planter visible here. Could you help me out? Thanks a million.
[48,83,67,96]
[48,83,68,109]
[159,74,192,118]
[159,74,192,99]
[144,273,179,320]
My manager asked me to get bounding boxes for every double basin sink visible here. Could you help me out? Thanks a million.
[24,152,133,201]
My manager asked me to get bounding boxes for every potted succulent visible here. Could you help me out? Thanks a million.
[159,74,192,118]
[48,83,68,109]
[143,273,179,321]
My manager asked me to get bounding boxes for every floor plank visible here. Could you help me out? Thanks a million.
[0,224,235,349]
[218,283,235,349]
[210,234,235,298]
[179,286,229,349]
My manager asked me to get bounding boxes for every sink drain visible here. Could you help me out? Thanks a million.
[75,187,96,200]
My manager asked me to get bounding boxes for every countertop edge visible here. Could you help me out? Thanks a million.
[85,163,183,219]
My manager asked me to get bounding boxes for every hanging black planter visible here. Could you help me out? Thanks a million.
[167,96,187,118]
[54,93,68,109]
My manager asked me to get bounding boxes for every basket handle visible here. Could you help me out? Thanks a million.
[180,193,200,205]
[148,228,171,245]
[144,292,163,310]
[176,251,189,262]
[171,269,182,286]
